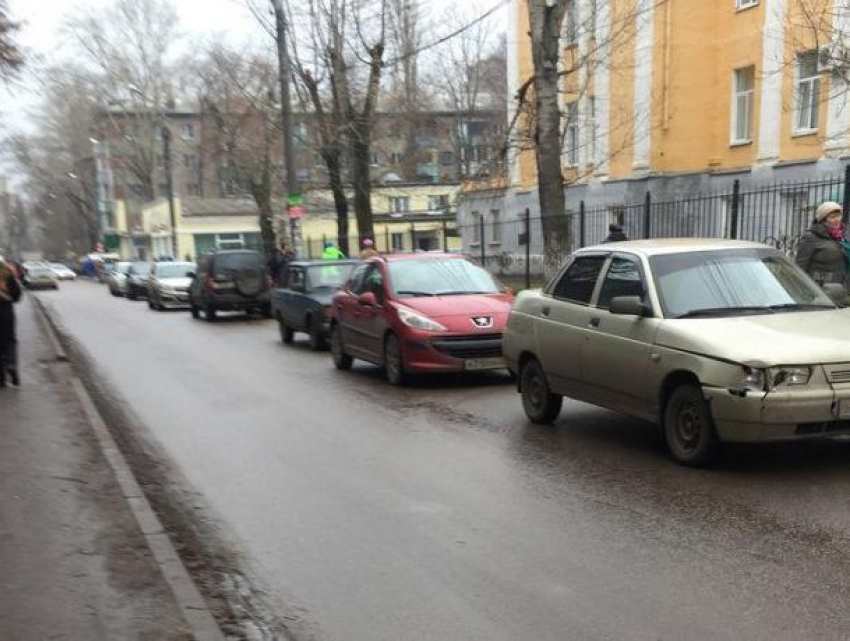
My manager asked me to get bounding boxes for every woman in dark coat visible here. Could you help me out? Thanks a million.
[0,257,22,388]
[796,201,849,293]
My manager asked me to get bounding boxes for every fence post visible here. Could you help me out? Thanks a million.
[442,219,448,252]
[579,200,586,248]
[410,223,416,252]
[729,179,740,239]
[480,215,486,266]
[842,165,850,225]
[385,227,390,253]
[643,191,651,239]
[524,208,531,290]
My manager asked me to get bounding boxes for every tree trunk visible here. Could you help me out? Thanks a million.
[324,147,350,257]
[351,120,375,242]
[528,1,569,276]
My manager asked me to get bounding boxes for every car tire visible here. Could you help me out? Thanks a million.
[262,303,273,319]
[148,299,155,310]
[663,384,720,467]
[127,287,137,301]
[307,316,326,351]
[190,303,200,319]
[520,357,563,424]
[384,333,407,386]
[279,319,294,344]
[330,324,353,370]
[205,304,217,322]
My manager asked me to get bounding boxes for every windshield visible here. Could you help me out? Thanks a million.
[157,263,195,278]
[651,249,835,318]
[388,258,499,297]
[29,266,52,276]
[307,264,354,290]
[132,262,151,275]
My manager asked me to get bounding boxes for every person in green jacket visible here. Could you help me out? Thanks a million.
[322,240,346,260]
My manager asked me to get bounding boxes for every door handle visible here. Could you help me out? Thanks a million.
[589,317,600,328]
[541,306,550,317]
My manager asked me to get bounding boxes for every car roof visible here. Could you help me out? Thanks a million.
[290,259,360,268]
[577,238,770,257]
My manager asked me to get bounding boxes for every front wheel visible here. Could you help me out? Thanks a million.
[190,302,200,319]
[520,357,562,424]
[663,384,720,467]
[384,333,407,386]
[307,316,326,351]
[330,324,353,370]
[279,319,294,344]
[205,304,217,322]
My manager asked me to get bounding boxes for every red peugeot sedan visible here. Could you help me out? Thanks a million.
[330,253,514,385]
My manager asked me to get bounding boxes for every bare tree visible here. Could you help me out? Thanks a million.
[0,0,22,80]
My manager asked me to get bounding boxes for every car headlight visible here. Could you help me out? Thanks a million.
[396,306,447,332]
[740,366,766,391]
[767,366,812,388]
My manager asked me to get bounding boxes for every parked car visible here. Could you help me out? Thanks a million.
[22,264,59,290]
[126,261,153,300]
[48,262,77,280]
[106,261,133,297]
[502,238,850,467]
[330,253,513,385]
[273,260,359,349]
[188,250,272,321]
[147,261,196,310]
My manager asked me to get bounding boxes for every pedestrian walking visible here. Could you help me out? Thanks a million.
[322,240,346,260]
[603,223,628,243]
[269,243,295,285]
[0,256,22,388]
[360,238,379,259]
[796,201,850,295]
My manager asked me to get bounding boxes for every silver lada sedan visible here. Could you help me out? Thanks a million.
[503,239,850,466]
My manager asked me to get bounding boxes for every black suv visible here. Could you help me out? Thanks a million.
[188,250,272,321]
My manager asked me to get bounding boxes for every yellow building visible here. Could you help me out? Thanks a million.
[460,0,850,248]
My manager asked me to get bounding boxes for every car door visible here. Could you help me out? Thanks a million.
[281,266,306,329]
[580,253,661,419]
[533,254,608,397]
[346,264,387,362]
[335,264,371,358]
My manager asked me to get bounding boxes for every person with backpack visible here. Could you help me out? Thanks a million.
[0,256,22,388]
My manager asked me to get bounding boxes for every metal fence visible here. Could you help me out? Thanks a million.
[302,221,462,259]
[457,168,850,288]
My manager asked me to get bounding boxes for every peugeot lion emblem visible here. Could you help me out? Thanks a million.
[471,316,493,329]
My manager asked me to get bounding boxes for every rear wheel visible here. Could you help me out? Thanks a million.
[279,318,294,344]
[520,357,562,424]
[663,384,720,467]
[307,316,326,351]
[262,303,273,319]
[330,324,352,370]
[205,304,217,322]
[190,302,200,319]
[384,333,407,386]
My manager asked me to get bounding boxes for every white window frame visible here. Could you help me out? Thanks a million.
[388,196,410,213]
[564,102,579,166]
[181,123,195,140]
[731,66,755,144]
[795,51,821,134]
[470,211,481,245]
[428,195,449,211]
[216,233,244,250]
[390,232,404,251]
[735,0,758,9]
[489,209,502,244]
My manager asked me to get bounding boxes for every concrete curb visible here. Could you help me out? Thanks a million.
[29,294,68,362]
[31,295,226,641]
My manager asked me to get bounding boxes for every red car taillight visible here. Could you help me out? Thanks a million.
[205,275,215,292]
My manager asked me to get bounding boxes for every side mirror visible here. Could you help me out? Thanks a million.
[357,291,377,307]
[609,295,649,317]
[822,283,847,308]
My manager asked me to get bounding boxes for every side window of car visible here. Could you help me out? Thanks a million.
[348,264,370,293]
[288,268,305,292]
[552,256,607,305]
[363,266,385,301]
[596,256,648,310]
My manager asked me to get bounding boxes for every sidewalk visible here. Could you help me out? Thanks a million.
[0,295,195,640]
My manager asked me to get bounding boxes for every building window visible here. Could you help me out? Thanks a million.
[795,51,821,132]
[731,66,755,143]
[428,195,449,211]
[388,196,410,213]
[471,211,481,244]
[187,182,200,196]
[736,0,758,9]
[390,152,403,164]
[441,151,454,166]
[490,209,502,244]
[181,123,195,140]
[216,233,244,249]
[158,183,169,196]
[184,154,198,169]
[565,102,579,166]
[370,152,380,165]
[391,233,404,251]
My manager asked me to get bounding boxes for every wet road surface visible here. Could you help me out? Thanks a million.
[39,281,850,640]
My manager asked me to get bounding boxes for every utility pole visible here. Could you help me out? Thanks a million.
[271,0,301,256]
[161,124,178,259]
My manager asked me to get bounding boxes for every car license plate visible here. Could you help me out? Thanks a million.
[465,357,506,371]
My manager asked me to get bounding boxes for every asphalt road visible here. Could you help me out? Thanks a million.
[39,280,850,641]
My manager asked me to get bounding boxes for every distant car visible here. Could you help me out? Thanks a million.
[48,262,76,280]
[126,261,153,300]
[106,261,133,297]
[23,264,59,290]
[147,261,196,310]
[502,239,850,467]
[272,260,359,349]
[330,253,513,385]
[188,250,272,321]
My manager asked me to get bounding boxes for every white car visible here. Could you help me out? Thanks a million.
[48,262,77,280]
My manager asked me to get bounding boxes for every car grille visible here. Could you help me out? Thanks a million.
[430,334,503,359]
[825,364,850,385]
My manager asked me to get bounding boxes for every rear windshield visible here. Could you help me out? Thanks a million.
[213,253,263,276]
